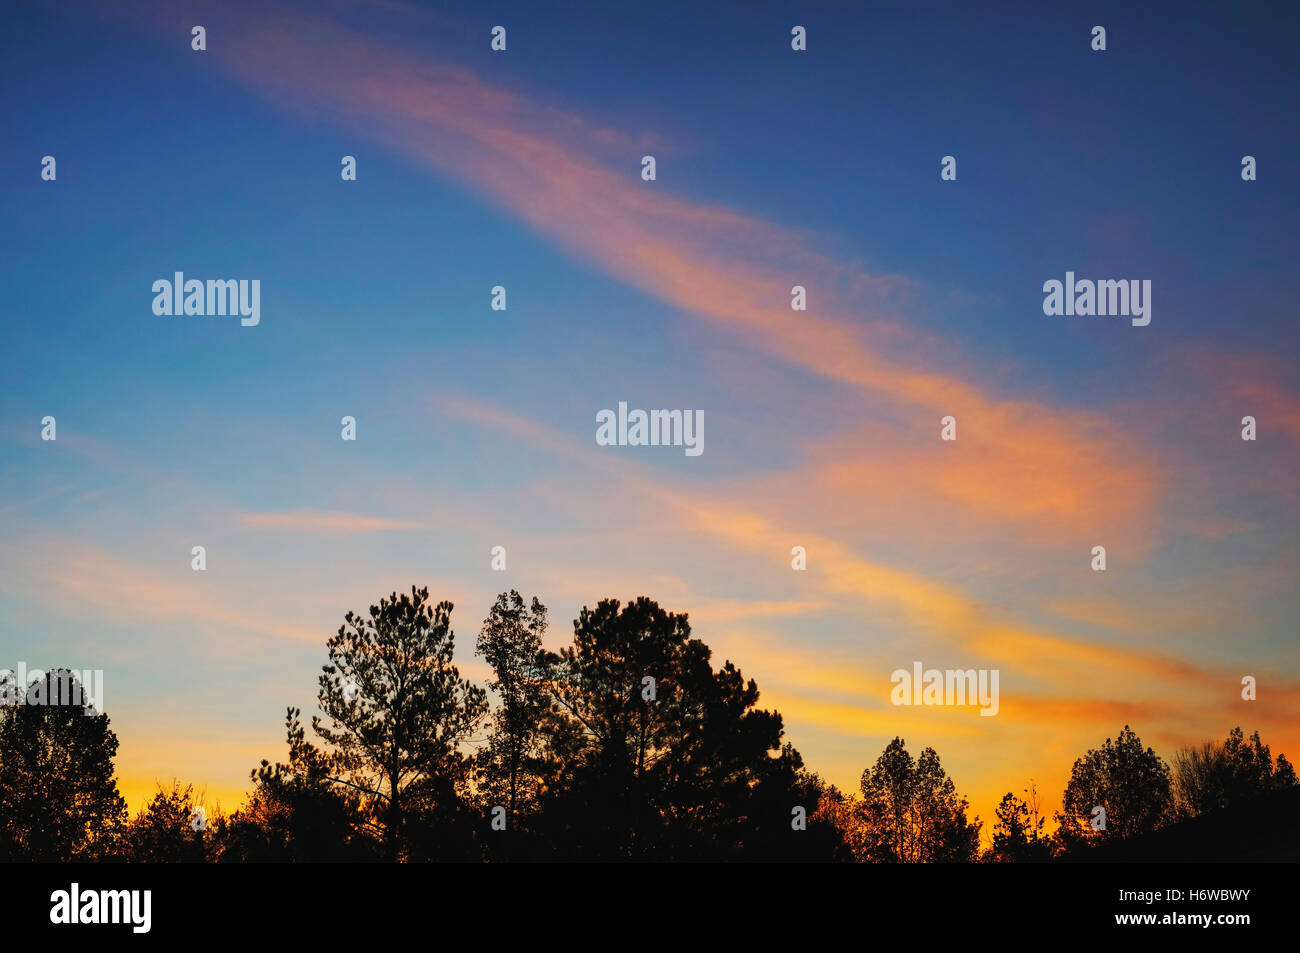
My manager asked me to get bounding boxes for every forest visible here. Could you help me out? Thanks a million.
[2,587,1295,862]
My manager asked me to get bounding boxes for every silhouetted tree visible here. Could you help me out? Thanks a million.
[535,597,707,857]
[991,781,1050,862]
[225,708,374,861]
[810,777,860,857]
[122,782,208,862]
[0,668,126,861]
[1055,725,1173,852]
[655,664,820,860]
[780,767,855,862]
[313,587,488,860]
[853,737,982,862]
[1172,726,1297,818]
[475,591,549,840]
[535,597,824,859]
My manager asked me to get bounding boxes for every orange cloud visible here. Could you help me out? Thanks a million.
[434,395,1269,704]
[139,5,1165,543]
[11,540,323,644]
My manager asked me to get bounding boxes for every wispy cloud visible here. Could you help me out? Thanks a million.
[108,0,1170,544]
[239,509,420,533]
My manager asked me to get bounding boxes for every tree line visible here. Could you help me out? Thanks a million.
[1,587,1295,861]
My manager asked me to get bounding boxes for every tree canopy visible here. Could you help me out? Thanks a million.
[8,595,1296,863]
[0,669,126,861]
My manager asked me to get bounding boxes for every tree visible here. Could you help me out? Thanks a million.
[535,597,822,859]
[1172,726,1298,818]
[224,707,373,862]
[475,591,548,828]
[0,668,126,861]
[654,662,818,860]
[1055,725,1172,852]
[853,737,982,862]
[121,782,208,862]
[536,597,710,857]
[806,776,859,862]
[991,781,1050,862]
[312,586,488,860]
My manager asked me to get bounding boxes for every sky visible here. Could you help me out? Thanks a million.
[1,0,1298,837]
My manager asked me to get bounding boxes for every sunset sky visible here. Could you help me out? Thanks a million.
[2,0,1297,836]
